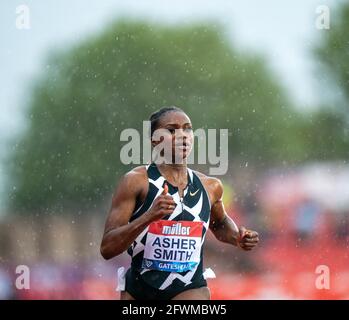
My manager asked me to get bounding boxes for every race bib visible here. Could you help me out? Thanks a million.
[142,220,203,273]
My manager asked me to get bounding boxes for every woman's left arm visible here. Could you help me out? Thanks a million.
[208,178,259,251]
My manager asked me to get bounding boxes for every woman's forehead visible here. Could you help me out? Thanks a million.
[158,111,191,126]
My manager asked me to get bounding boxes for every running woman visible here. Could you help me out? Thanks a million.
[100,106,259,300]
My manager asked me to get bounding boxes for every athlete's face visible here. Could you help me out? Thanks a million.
[152,111,193,163]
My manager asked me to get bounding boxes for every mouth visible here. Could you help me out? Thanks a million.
[175,143,191,151]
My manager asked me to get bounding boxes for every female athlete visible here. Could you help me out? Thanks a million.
[100,106,259,300]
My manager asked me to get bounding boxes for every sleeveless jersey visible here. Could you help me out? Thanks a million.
[127,163,211,290]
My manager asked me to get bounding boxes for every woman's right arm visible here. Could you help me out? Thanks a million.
[100,169,175,260]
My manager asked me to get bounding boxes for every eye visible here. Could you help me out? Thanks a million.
[184,127,193,132]
[167,128,176,134]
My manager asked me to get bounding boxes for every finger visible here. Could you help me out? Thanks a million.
[241,229,258,239]
[162,183,168,195]
[242,241,258,246]
[159,203,177,211]
[239,243,253,250]
[244,240,259,246]
[244,235,259,241]
[246,231,259,238]
[243,237,259,243]
[158,199,177,206]
[155,196,175,205]
[240,245,255,250]
[241,243,258,249]
[242,242,257,247]
[162,195,174,201]
[239,226,247,239]
[161,208,175,215]
[161,204,176,211]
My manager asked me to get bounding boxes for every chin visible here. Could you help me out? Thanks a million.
[173,155,188,164]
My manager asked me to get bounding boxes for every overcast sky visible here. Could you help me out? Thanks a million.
[0,0,339,211]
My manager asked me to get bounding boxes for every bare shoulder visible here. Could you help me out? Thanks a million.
[114,165,148,198]
[193,170,224,204]
[125,165,148,180]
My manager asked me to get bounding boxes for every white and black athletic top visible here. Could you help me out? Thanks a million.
[127,162,212,291]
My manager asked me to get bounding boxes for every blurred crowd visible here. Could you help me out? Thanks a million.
[1,163,348,299]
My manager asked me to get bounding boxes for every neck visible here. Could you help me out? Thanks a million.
[157,162,188,185]
[158,162,187,173]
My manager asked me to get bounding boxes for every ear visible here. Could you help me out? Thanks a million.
[151,134,165,147]
[151,139,159,147]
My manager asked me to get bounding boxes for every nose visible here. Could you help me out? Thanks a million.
[175,129,190,144]
[177,128,185,138]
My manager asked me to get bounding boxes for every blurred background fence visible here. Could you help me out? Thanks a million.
[1,161,348,299]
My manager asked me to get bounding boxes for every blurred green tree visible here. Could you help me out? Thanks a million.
[297,108,349,160]
[7,20,301,212]
[315,3,349,113]
[310,2,349,159]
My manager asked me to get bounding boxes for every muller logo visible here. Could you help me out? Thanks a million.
[162,223,190,236]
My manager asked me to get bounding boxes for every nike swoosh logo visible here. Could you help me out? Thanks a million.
[189,189,200,197]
